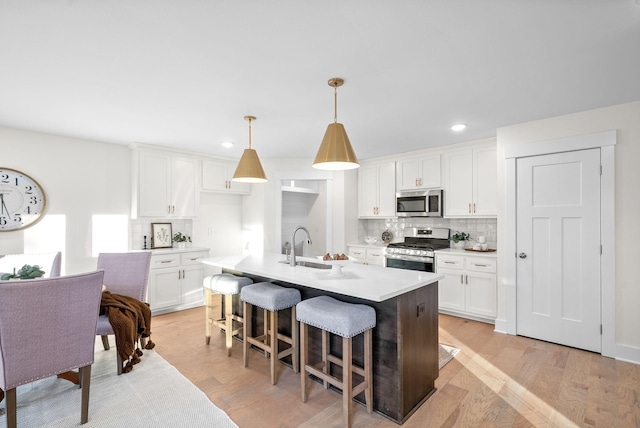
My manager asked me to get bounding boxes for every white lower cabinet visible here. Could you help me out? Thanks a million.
[436,252,496,322]
[148,249,208,314]
[347,245,386,266]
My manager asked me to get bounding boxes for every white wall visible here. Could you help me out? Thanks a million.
[0,127,130,274]
[496,100,640,356]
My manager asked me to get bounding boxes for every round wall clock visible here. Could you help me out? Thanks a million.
[0,167,47,231]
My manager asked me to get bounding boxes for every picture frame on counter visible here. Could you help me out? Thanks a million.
[151,222,172,248]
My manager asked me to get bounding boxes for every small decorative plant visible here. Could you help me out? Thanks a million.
[451,231,471,243]
[1,264,46,280]
[173,232,191,243]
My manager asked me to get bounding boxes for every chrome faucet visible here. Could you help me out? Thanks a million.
[290,226,312,267]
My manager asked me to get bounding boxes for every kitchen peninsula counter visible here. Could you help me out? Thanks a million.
[202,253,443,424]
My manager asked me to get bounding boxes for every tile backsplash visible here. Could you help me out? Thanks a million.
[359,217,497,249]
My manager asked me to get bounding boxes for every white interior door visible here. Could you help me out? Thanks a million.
[516,148,601,352]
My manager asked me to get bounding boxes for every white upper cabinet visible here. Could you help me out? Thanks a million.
[396,154,441,191]
[201,159,250,195]
[443,143,496,217]
[358,161,396,218]
[136,150,198,218]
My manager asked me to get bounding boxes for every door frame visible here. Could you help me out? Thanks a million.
[504,130,616,357]
[274,170,334,257]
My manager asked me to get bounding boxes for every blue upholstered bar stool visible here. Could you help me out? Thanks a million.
[296,296,376,428]
[240,282,301,385]
[202,273,253,356]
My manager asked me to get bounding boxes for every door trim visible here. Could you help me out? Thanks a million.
[503,130,616,357]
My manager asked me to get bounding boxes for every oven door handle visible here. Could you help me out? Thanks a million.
[385,254,434,263]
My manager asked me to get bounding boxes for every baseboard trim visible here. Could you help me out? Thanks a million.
[493,318,508,334]
[616,343,640,365]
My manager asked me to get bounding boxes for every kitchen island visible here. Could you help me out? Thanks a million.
[201,253,443,424]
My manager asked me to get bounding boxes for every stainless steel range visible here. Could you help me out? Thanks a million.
[385,227,450,272]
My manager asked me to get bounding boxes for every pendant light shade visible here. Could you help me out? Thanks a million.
[232,116,267,183]
[313,78,359,170]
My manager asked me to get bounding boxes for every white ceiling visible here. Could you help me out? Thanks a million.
[1,1,639,161]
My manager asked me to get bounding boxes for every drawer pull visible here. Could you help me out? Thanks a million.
[188,258,199,261]
[370,254,380,257]
[473,264,488,267]
[443,261,456,264]
[159,260,173,264]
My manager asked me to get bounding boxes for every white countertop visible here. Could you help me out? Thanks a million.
[201,253,443,302]
[140,246,210,255]
[435,248,498,258]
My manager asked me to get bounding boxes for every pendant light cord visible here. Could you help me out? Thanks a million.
[247,117,253,149]
[333,86,338,123]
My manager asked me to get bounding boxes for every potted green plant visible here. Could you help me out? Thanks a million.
[451,231,471,249]
[173,232,192,249]
[1,264,46,280]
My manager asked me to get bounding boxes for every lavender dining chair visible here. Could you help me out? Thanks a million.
[0,270,105,428]
[95,251,152,374]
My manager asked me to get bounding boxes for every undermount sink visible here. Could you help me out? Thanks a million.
[277,260,332,269]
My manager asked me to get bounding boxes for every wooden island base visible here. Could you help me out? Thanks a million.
[228,270,439,424]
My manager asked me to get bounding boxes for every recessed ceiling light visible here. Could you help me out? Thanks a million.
[451,123,467,132]
[221,141,234,148]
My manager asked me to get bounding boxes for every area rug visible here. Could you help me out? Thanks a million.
[439,343,460,369]
[0,339,238,428]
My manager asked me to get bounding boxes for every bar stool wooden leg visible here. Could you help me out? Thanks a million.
[365,329,373,413]
[291,305,299,374]
[205,289,213,345]
[224,294,234,356]
[243,301,252,367]
[270,309,278,384]
[343,336,353,428]
[263,308,269,358]
[322,329,329,389]
[300,321,308,402]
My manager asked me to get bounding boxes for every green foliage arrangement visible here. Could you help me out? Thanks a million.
[173,232,192,243]
[1,264,46,280]
[451,231,471,243]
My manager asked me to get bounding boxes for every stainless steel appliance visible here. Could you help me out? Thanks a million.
[396,189,443,217]
[385,227,450,272]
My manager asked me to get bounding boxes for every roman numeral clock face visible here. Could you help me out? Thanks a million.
[0,168,47,231]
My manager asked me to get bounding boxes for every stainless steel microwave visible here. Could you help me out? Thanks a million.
[396,189,443,217]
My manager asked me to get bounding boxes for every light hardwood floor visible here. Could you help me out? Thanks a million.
[150,305,640,427]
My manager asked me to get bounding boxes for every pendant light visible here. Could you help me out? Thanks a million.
[312,78,359,170]
[232,115,268,183]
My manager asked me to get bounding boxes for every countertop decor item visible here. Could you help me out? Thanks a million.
[173,232,191,249]
[312,77,359,170]
[465,248,496,253]
[0,167,46,231]
[151,223,173,248]
[381,230,393,243]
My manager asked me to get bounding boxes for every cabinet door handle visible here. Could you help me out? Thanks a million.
[460,274,463,284]
[468,203,472,214]
[168,205,171,214]
[473,203,476,214]
[178,270,181,279]
[465,275,468,284]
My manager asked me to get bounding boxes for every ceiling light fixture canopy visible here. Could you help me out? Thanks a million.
[312,77,359,170]
[232,115,267,183]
